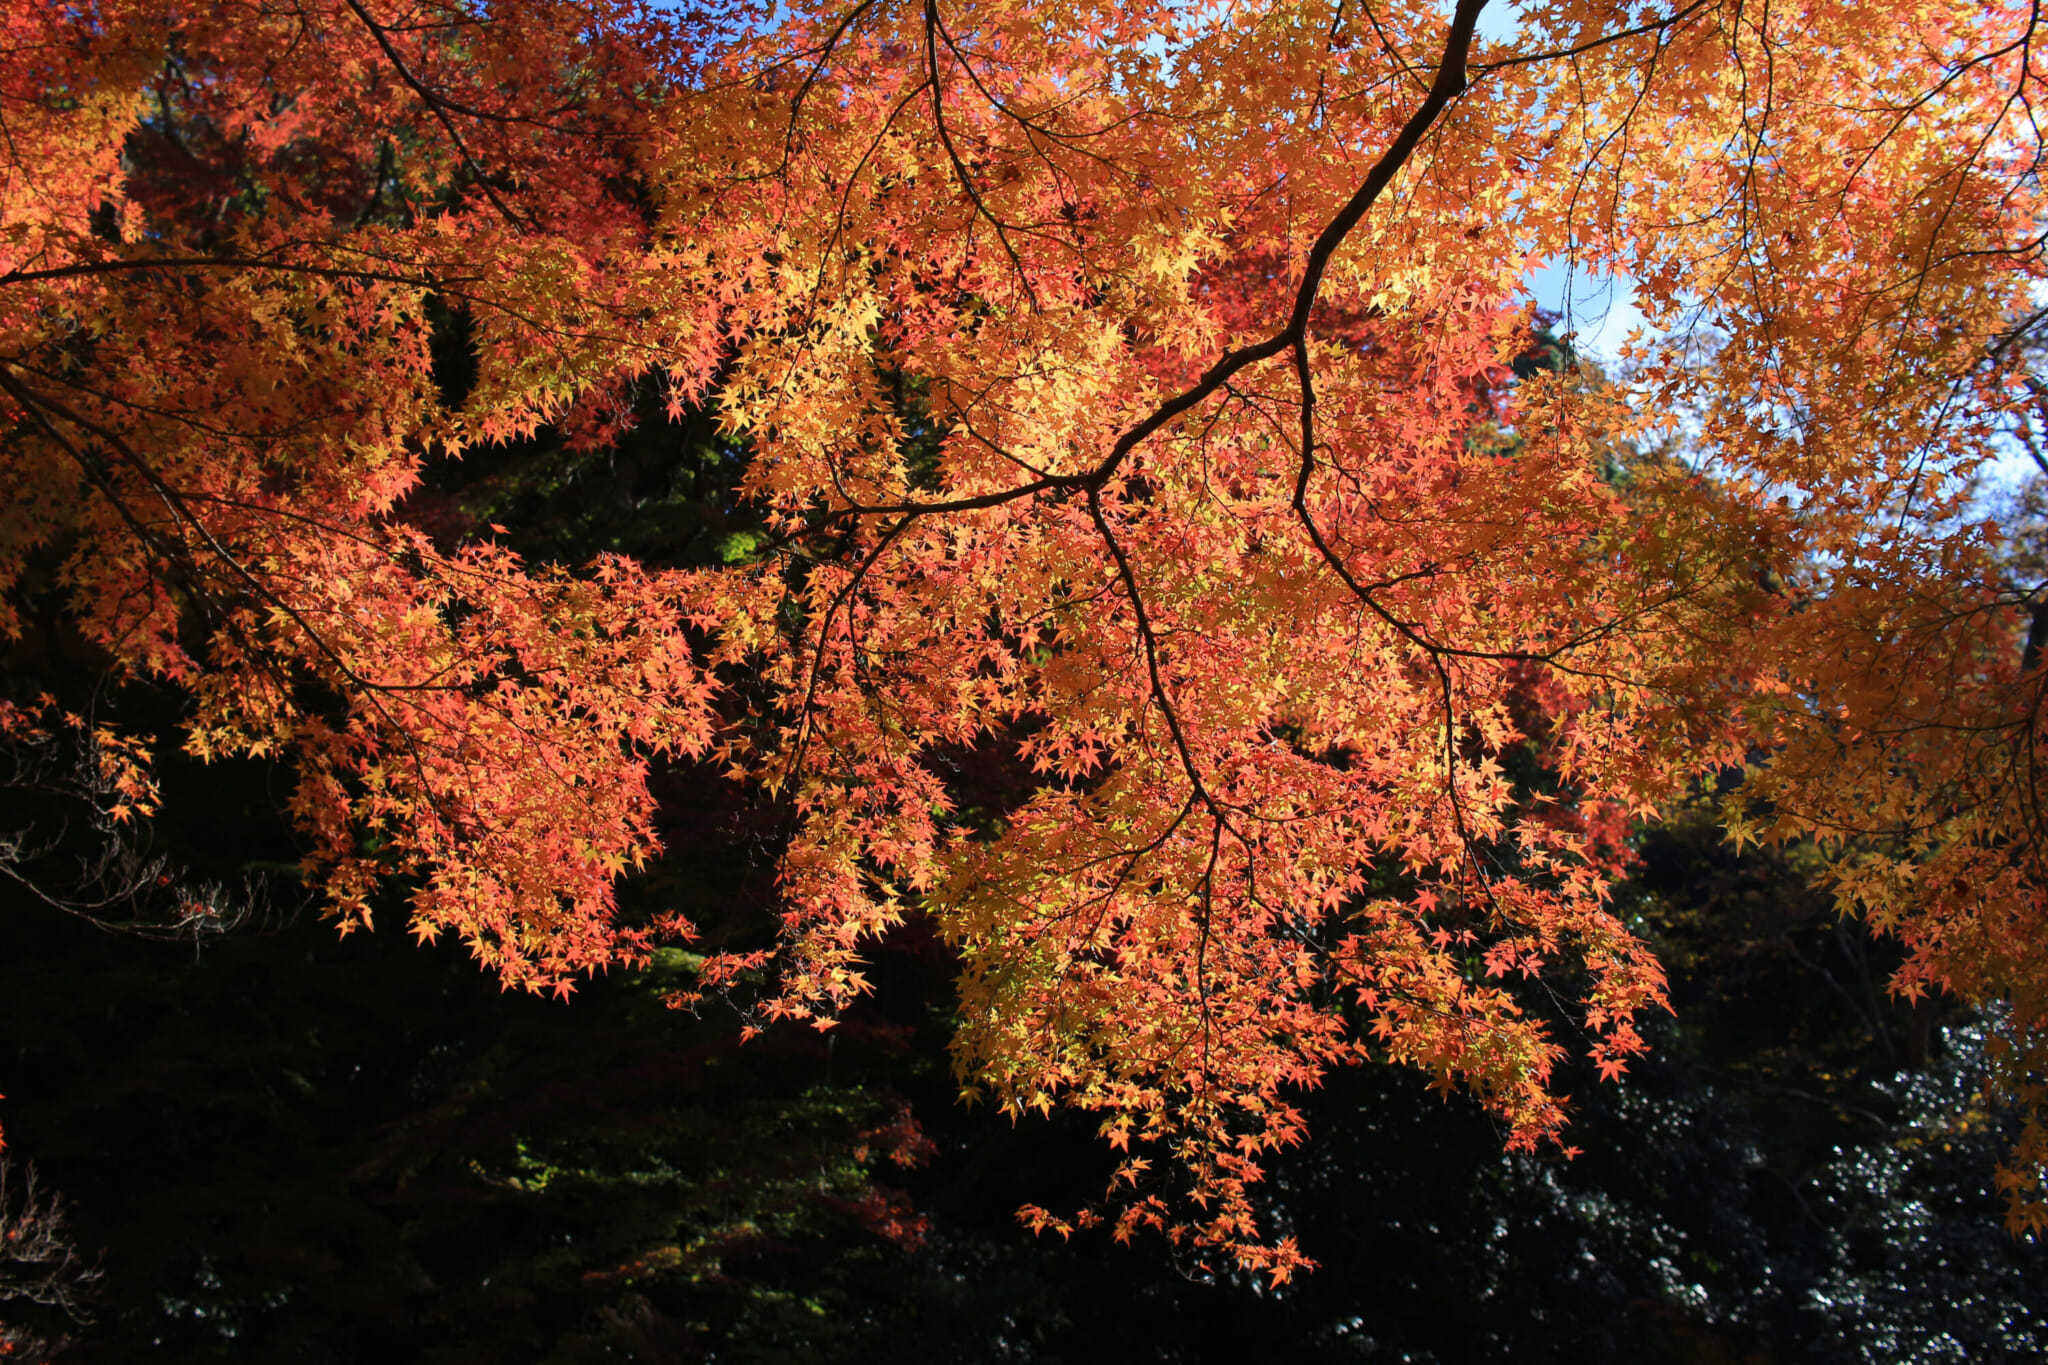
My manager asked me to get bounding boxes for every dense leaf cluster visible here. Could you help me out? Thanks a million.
[7,0,2048,1307]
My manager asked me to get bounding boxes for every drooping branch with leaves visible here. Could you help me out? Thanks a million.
[3,0,2047,1275]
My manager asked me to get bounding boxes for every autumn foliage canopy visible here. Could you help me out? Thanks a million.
[6,0,2048,1276]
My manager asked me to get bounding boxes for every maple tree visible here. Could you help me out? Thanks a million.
[3,0,2048,1279]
